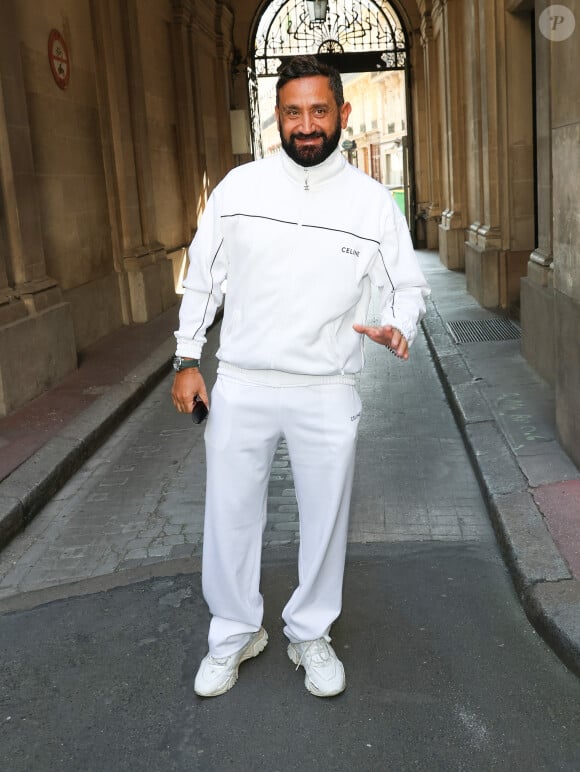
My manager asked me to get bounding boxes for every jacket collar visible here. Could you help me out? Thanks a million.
[280,147,346,189]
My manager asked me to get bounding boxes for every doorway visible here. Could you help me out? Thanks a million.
[249,0,414,235]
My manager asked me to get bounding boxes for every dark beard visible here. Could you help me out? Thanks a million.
[280,117,342,167]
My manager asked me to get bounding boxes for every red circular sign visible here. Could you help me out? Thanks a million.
[48,29,70,89]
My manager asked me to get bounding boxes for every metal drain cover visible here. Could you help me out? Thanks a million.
[446,318,521,344]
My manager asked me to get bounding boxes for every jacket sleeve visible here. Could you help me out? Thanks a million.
[368,194,431,346]
[174,189,227,358]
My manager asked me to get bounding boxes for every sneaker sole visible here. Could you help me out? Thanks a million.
[195,628,268,698]
[287,644,346,698]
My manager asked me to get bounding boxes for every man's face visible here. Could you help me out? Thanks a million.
[276,75,352,167]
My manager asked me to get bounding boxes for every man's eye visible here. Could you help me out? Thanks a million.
[314,108,327,117]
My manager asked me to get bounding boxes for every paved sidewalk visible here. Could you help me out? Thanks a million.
[419,254,580,676]
[0,250,578,676]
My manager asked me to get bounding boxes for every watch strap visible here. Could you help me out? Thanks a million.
[173,356,200,371]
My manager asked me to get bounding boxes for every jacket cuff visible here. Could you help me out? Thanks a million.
[379,315,417,347]
[174,341,203,359]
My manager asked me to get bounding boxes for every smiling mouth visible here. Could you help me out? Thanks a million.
[294,133,324,142]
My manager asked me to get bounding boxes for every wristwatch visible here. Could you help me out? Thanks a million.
[173,356,200,372]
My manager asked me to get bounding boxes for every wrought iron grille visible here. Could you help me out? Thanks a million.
[253,0,407,76]
[247,66,264,157]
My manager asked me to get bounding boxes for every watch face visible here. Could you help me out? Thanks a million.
[173,357,181,371]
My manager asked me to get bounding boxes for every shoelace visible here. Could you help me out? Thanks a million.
[294,638,331,671]
[208,655,230,666]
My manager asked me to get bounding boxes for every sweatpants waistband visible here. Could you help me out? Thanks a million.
[217,362,357,388]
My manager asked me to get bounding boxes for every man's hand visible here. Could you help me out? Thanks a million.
[171,369,209,413]
[353,323,409,360]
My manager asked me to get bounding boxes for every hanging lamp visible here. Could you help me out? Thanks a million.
[306,1,328,23]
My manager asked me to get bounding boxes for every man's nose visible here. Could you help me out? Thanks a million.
[299,111,315,134]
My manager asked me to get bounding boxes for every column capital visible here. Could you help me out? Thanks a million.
[530,248,553,268]
[476,224,502,250]
[420,13,433,45]
[171,0,194,26]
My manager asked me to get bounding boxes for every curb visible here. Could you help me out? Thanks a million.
[0,338,175,550]
[421,301,580,677]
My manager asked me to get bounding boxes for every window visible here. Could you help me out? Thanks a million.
[370,144,381,182]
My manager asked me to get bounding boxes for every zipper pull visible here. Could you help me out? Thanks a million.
[304,169,309,191]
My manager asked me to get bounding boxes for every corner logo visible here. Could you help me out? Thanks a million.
[539,5,576,41]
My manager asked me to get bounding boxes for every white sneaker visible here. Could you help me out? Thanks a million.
[194,627,268,697]
[287,636,346,697]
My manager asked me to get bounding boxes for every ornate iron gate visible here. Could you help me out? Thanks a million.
[253,0,408,76]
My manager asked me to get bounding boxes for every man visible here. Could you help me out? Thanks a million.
[171,55,430,698]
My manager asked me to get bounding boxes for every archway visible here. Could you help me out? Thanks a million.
[248,0,414,232]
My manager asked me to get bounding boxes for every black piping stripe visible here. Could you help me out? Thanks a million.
[300,223,380,246]
[378,247,396,317]
[221,213,298,227]
[192,238,224,341]
[220,212,380,246]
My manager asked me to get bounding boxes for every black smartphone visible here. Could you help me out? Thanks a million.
[191,396,209,424]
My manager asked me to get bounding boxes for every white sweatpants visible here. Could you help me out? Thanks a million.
[201,375,361,657]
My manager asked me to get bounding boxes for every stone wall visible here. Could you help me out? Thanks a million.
[550,0,580,466]
[0,0,234,415]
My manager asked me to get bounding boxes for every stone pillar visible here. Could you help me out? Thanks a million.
[190,0,234,195]
[170,0,204,238]
[410,25,430,248]
[435,0,467,270]
[520,0,554,384]
[464,0,505,307]
[465,0,534,309]
[0,1,76,415]
[463,0,484,276]
[418,9,442,249]
[550,0,580,467]
[90,0,175,325]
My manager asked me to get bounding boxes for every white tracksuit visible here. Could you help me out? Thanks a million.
[175,148,430,657]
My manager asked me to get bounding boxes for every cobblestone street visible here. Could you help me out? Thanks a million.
[0,290,492,599]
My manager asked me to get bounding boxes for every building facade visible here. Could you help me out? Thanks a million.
[1,0,579,466]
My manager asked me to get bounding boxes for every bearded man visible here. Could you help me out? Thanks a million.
[172,55,430,698]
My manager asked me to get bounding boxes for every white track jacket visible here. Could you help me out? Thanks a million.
[175,148,430,378]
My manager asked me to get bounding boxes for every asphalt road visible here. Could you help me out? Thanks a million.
[1,545,580,771]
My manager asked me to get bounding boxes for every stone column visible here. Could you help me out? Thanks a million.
[520,0,554,384]
[419,9,442,249]
[551,0,580,466]
[465,0,534,308]
[214,1,235,181]
[435,0,467,270]
[410,25,431,248]
[170,0,203,238]
[0,1,76,415]
[464,0,506,307]
[90,0,175,325]
[464,0,484,268]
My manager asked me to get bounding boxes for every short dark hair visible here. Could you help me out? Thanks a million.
[276,55,344,107]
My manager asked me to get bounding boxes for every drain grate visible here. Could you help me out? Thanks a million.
[446,318,521,344]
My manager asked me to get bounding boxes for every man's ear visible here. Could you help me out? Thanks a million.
[340,101,352,130]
